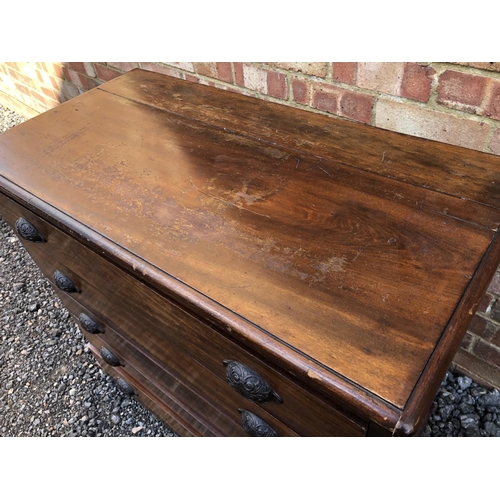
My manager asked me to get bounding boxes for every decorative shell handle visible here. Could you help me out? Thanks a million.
[238,409,278,437]
[100,346,121,367]
[116,378,134,396]
[223,360,282,403]
[78,312,104,334]
[53,270,79,293]
[15,217,45,242]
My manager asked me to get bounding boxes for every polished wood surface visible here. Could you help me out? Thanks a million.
[0,196,365,436]
[1,69,500,435]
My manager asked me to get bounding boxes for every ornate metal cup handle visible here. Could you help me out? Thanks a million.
[116,378,135,396]
[223,360,282,403]
[53,270,79,293]
[78,312,104,334]
[15,217,45,242]
[100,346,121,367]
[238,409,278,437]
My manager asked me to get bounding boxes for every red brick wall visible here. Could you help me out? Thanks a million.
[1,62,500,155]
[2,61,500,389]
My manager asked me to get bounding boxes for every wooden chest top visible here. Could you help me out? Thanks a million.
[2,68,500,434]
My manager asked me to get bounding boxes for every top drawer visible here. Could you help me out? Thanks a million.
[0,192,368,436]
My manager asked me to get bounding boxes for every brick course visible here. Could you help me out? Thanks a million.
[375,98,491,150]
[437,70,486,107]
[400,63,435,102]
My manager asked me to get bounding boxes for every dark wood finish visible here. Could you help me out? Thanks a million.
[1,69,500,435]
[100,69,500,210]
[0,197,364,436]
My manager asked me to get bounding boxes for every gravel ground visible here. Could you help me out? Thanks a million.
[1,103,500,437]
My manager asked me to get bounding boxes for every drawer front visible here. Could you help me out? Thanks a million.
[57,292,297,437]
[0,195,368,436]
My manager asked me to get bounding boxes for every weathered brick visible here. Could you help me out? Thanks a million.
[491,325,500,348]
[29,88,46,105]
[139,63,183,79]
[194,63,233,83]
[311,83,340,114]
[292,78,309,105]
[58,80,81,102]
[14,82,31,96]
[267,71,287,99]
[216,63,233,83]
[8,68,33,87]
[400,63,435,102]
[241,65,267,93]
[339,91,374,124]
[455,62,500,73]
[474,339,500,367]
[437,70,486,108]
[485,80,500,120]
[233,63,244,87]
[356,62,405,95]
[107,62,138,72]
[94,64,123,82]
[375,98,491,150]
[477,292,495,314]
[165,62,195,72]
[82,62,96,78]
[269,62,327,78]
[332,63,357,84]
[185,74,200,83]
[77,74,100,91]
[489,298,500,322]
[194,62,217,78]
[40,85,60,101]
[34,68,44,84]
[461,331,477,351]
[487,271,500,295]
[41,63,65,80]
[66,62,87,74]
[489,129,500,155]
[472,316,500,341]
[62,67,84,88]
[468,315,488,336]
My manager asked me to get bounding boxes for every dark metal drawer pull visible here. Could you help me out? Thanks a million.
[100,346,121,367]
[78,313,103,334]
[15,217,45,242]
[53,270,79,293]
[223,360,282,403]
[116,378,134,396]
[238,409,278,437]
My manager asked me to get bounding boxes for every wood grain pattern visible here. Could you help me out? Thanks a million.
[100,69,500,209]
[0,87,497,411]
[2,69,500,435]
[0,196,365,436]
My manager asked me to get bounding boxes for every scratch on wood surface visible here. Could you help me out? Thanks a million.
[352,244,370,262]
[188,177,271,218]
[306,164,333,177]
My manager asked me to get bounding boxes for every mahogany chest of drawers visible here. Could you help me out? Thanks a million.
[2,69,500,436]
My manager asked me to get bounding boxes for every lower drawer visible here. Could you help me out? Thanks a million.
[44,275,298,437]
